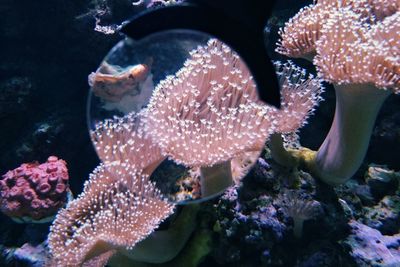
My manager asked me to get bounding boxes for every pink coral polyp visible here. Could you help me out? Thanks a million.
[46,164,58,173]
[30,173,41,184]
[48,173,59,183]
[55,183,66,194]
[9,187,21,197]
[16,177,26,187]
[48,156,58,163]
[23,188,35,201]
[38,182,51,194]
[31,199,41,209]
[0,156,70,222]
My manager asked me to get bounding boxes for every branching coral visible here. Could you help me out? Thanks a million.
[48,162,174,266]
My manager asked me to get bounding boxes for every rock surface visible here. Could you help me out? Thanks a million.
[342,220,400,267]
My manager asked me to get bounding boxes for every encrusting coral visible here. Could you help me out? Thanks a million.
[0,156,70,223]
[48,162,174,266]
[275,0,399,185]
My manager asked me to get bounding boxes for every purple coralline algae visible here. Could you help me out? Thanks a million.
[342,220,400,267]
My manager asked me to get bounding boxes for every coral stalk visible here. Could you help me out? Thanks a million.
[268,133,297,168]
[48,162,174,266]
[312,84,390,185]
[115,204,199,264]
[275,6,399,185]
[310,9,399,185]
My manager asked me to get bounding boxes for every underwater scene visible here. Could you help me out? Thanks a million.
[0,0,399,266]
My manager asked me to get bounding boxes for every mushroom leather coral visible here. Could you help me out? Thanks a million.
[310,9,399,185]
[90,110,164,175]
[143,39,323,198]
[276,1,399,186]
[0,156,69,222]
[144,39,276,168]
[265,61,324,168]
[143,40,323,167]
[50,111,174,266]
[315,10,400,90]
[271,61,324,134]
[276,0,399,60]
[48,162,174,266]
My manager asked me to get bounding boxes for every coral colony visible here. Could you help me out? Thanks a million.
[275,0,399,185]
[49,2,400,259]
[0,0,396,265]
[48,162,174,266]
[0,156,70,223]
[144,40,322,197]
[46,39,323,266]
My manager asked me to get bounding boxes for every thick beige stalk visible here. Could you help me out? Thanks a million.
[314,83,390,185]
